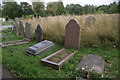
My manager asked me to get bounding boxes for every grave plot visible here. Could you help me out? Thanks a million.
[75,54,105,78]
[41,48,78,70]
[76,54,105,73]
[41,19,81,70]
[0,39,30,47]
[26,40,55,56]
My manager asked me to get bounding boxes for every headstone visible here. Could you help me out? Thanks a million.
[76,54,105,74]
[14,21,19,35]
[65,19,80,50]
[19,21,24,37]
[25,22,31,39]
[13,23,16,33]
[35,24,43,42]
[84,16,96,27]
[26,40,54,56]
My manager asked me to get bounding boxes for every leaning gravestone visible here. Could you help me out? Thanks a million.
[19,21,24,37]
[35,24,43,42]
[26,40,55,56]
[25,22,31,39]
[76,54,105,74]
[84,16,96,27]
[65,19,81,50]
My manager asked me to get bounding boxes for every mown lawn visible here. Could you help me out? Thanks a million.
[2,29,119,78]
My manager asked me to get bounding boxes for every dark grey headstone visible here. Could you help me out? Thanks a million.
[76,54,105,74]
[26,40,54,56]
[65,19,81,50]
[25,22,31,39]
[19,21,24,37]
[85,16,96,27]
[35,24,43,42]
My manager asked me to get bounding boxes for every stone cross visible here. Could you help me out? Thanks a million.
[65,19,81,50]
[85,16,96,27]
[25,22,31,39]
[19,21,24,37]
[35,24,43,42]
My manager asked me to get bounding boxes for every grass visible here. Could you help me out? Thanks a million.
[1,28,24,42]
[2,28,119,78]
[2,21,12,26]
[21,14,119,48]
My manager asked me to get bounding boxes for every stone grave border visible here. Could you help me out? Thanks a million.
[0,39,30,47]
[41,48,78,70]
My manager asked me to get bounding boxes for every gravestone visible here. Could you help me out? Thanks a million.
[35,24,43,42]
[25,22,31,39]
[14,21,19,35]
[26,40,54,56]
[84,16,96,27]
[76,54,105,74]
[19,21,24,37]
[13,23,16,33]
[65,19,80,50]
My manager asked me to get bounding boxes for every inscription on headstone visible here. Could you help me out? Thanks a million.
[85,16,96,27]
[35,24,43,42]
[65,19,80,50]
[19,21,24,37]
[25,22,31,39]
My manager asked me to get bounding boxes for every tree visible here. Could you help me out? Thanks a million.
[2,2,22,19]
[46,0,65,16]
[108,2,118,13]
[66,4,83,15]
[82,5,96,14]
[32,2,45,17]
[20,2,33,16]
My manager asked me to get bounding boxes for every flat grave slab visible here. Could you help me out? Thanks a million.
[0,39,30,47]
[75,54,105,74]
[41,48,78,70]
[26,40,54,56]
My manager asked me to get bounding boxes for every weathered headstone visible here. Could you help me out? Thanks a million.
[35,24,43,42]
[25,22,31,39]
[13,23,16,33]
[26,40,54,56]
[84,16,96,27]
[14,21,19,35]
[19,21,24,37]
[76,54,105,74]
[65,19,80,50]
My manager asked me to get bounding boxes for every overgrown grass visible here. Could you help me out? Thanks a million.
[21,14,119,48]
[2,29,118,78]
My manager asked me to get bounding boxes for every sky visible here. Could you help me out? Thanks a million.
[2,0,119,6]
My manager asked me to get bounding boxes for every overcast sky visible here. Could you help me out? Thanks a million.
[3,0,119,6]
